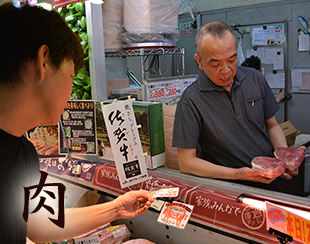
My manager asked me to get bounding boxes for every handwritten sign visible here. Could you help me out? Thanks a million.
[266,201,310,244]
[59,100,96,155]
[158,201,194,229]
[101,100,148,188]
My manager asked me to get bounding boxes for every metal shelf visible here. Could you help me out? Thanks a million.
[105,47,186,100]
[105,47,185,58]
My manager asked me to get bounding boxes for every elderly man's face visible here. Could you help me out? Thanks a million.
[194,31,238,91]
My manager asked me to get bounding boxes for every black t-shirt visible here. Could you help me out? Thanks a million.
[0,129,40,244]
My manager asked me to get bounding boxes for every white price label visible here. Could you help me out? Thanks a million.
[151,199,166,211]
[150,187,179,198]
[75,235,100,244]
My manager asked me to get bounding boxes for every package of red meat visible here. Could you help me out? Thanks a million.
[26,125,59,156]
[123,239,156,244]
[251,156,286,178]
[274,147,305,171]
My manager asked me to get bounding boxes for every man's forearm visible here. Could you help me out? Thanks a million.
[27,201,118,243]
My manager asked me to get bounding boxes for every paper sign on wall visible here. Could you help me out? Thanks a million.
[101,100,148,188]
[252,24,285,46]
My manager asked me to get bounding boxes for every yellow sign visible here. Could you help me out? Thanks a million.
[285,212,310,244]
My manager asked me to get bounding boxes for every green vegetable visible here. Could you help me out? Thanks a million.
[55,1,91,100]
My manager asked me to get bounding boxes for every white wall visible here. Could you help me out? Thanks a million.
[192,0,284,13]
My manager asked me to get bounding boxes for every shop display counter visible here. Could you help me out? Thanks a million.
[44,157,310,244]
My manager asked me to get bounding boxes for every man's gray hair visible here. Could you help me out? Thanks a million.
[195,21,237,56]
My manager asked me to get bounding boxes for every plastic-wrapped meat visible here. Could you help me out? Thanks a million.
[75,224,131,244]
[251,156,286,178]
[124,239,156,244]
[274,147,305,170]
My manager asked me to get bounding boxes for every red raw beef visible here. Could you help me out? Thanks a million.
[274,147,305,170]
[251,156,286,178]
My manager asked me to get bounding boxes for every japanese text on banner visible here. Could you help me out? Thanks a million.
[101,100,148,189]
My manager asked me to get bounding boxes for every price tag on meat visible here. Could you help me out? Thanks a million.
[75,235,100,244]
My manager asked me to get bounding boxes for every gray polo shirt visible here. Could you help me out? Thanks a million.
[172,66,280,169]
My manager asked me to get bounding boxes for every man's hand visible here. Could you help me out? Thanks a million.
[238,167,277,184]
[112,190,154,219]
[280,145,305,179]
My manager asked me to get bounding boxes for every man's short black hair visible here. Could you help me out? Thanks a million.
[241,55,262,71]
[0,2,84,88]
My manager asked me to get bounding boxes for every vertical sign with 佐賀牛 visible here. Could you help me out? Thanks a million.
[101,100,148,188]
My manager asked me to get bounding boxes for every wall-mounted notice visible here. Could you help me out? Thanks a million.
[291,69,310,91]
[59,100,96,155]
[101,100,148,189]
[299,35,310,52]
[265,73,285,88]
[252,24,285,46]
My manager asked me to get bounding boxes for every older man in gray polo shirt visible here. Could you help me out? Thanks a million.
[172,21,297,191]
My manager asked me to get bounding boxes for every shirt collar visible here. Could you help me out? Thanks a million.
[198,67,246,91]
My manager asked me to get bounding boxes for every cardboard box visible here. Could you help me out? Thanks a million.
[280,120,298,147]
[96,100,166,169]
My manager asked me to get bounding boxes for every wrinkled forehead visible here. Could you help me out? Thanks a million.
[200,32,237,58]
[197,31,237,57]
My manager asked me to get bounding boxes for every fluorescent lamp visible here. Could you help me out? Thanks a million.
[236,194,310,220]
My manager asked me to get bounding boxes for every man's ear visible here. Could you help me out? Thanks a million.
[37,45,50,81]
[194,53,203,70]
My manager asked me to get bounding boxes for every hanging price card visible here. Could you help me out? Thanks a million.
[165,80,181,98]
[147,82,166,100]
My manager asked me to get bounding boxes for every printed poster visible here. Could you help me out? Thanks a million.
[101,100,148,188]
[252,24,285,46]
[59,100,96,155]
[266,201,310,244]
